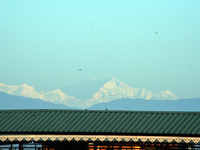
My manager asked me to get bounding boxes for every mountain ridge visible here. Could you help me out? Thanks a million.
[0,91,71,110]
[0,83,86,108]
[88,98,200,112]
[0,76,178,109]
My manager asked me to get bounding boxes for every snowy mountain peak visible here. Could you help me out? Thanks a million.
[104,77,129,90]
[154,90,178,100]
[51,89,62,94]
[0,83,36,96]
[110,76,120,82]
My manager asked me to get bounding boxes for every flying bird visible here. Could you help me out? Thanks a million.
[91,22,94,29]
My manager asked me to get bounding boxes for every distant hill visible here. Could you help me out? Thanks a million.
[0,92,72,110]
[88,98,200,111]
[61,77,110,100]
[1,90,199,111]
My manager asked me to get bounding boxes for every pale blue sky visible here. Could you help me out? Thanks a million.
[0,0,200,98]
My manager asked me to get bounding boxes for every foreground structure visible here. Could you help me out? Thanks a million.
[0,109,200,150]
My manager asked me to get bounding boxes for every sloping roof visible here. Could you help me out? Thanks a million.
[0,109,199,136]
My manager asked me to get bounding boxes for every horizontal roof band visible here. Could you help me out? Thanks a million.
[0,110,200,136]
[0,135,200,144]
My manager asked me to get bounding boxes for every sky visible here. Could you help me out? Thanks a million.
[0,0,200,98]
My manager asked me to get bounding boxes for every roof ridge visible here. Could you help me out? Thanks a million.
[0,109,200,114]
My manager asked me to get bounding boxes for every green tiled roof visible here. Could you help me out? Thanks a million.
[0,109,199,136]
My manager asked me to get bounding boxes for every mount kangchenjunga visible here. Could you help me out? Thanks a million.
[85,77,178,106]
[0,77,178,109]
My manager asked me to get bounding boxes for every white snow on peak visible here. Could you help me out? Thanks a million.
[38,89,86,108]
[153,90,179,100]
[0,83,38,98]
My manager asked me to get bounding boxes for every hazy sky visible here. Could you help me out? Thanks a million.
[1,0,200,98]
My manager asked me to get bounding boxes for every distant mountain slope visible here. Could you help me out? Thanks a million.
[88,98,200,111]
[0,92,72,109]
[61,77,110,100]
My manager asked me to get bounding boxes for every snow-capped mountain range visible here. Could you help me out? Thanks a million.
[0,83,84,108]
[0,77,178,109]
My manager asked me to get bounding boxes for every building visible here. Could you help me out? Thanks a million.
[0,109,200,150]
